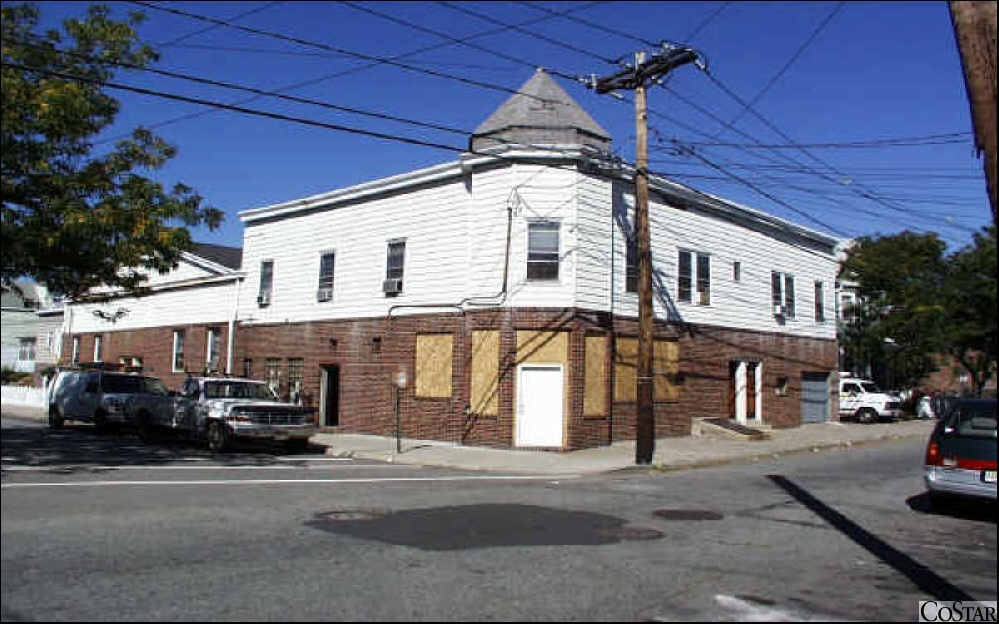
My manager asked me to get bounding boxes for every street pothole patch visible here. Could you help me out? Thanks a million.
[313,509,387,522]
[653,509,725,521]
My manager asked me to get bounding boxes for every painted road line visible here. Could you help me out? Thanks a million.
[2,475,580,488]
[2,463,410,472]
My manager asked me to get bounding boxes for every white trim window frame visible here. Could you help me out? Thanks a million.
[317,250,335,302]
[526,220,560,282]
[258,259,274,307]
[93,334,102,362]
[385,239,406,295]
[72,336,80,365]
[206,327,221,373]
[172,329,186,372]
[814,280,825,323]
[678,249,710,305]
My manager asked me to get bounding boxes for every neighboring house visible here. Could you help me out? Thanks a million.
[63,70,841,450]
[64,243,243,388]
[1,280,44,374]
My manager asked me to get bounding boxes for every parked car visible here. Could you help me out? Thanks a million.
[141,376,316,452]
[48,368,175,432]
[923,398,997,505]
[838,375,903,423]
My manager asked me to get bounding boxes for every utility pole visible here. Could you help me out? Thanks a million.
[590,45,702,465]
[949,1,997,226]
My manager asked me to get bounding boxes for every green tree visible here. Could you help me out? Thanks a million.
[942,225,997,396]
[1,3,222,298]
[839,231,949,389]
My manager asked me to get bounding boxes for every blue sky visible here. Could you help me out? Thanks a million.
[33,1,992,251]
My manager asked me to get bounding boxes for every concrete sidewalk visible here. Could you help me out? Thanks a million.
[2,402,936,475]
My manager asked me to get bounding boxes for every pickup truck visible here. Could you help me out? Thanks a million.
[838,376,903,423]
[48,369,176,432]
[139,376,316,452]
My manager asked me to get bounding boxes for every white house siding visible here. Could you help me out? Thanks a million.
[467,165,514,303]
[1,309,39,371]
[68,280,236,334]
[574,172,613,311]
[34,313,65,367]
[587,177,838,340]
[502,163,577,310]
[239,175,474,324]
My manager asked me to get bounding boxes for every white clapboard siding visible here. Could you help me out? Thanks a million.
[575,173,614,311]
[598,178,838,339]
[467,166,514,302]
[239,175,474,324]
[69,280,238,334]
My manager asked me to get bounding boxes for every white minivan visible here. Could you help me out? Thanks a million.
[839,374,903,423]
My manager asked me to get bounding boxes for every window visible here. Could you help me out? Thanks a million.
[258,260,273,306]
[733,261,741,283]
[17,338,36,361]
[317,252,335,301]
[242,358,253,378]
[206,327,221,373]
[119,355,142,369]
[173,330,185,372]
[385,240,405,294]
[814,281,825,322]
[625,233,638,293]
[527,221,559,281]
[72,336,80,365]
[678,250,710,305]
[288,358,304,405]
[771,271,795,318]
[265,358,281,396]
[93,335,102,362]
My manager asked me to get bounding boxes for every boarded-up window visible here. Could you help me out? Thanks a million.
[584,335,608,416]
[470,330,499,415]
[615,337,679,402]
[415,334,453,398]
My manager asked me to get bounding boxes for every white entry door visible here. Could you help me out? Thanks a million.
[516,365,564,447]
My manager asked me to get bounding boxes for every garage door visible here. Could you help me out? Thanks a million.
[516,365,563,447]
[801,372,829,423]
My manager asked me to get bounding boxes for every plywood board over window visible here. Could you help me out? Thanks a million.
[470,330,500,416]
[415,334,453,398]
[615,337,680,402]
[516,330,568,365]
[584,335,608,416]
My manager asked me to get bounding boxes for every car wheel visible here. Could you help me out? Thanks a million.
[135,412,155,443]
[48,406,64,430]
[93,410,110,433]
[207,421,230,453]
[856,408,877,424]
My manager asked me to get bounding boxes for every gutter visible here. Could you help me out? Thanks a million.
[226,275,243,375]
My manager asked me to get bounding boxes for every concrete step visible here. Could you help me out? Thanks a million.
[692,417,770,441]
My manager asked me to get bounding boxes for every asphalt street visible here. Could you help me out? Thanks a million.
[2,415,996,621]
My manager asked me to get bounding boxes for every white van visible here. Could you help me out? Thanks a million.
[839,374,903,423]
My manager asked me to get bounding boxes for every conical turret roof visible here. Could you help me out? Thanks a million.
[470,68,611,152]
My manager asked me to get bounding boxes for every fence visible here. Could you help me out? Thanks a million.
[1,384,47,408]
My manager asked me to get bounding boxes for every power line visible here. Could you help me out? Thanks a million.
[155,2,283,47]
[722,2,845,130]
[13,37,471,137]
[512,1,657,50]
[682,2,731,42]
[674,132,974,149]
[128,1,560,103]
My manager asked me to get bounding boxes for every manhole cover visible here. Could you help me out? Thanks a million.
[599,525,664,540]
[314,509,386,522]
[653,509,724,521]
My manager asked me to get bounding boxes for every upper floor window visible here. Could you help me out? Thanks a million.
[814,281,825,322]
[317,252,335,302]
[173,329,185,372]
[93,335,103,362]
[678,250,710,305]
[258,260,273,307]
[625,234,638,293]
[385,240,405,295]
[527,221,559,281]
[772,271,796,318]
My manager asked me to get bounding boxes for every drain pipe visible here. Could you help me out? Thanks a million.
[226,275,242,375]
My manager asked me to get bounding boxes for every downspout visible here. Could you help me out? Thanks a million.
[226,275,242,375]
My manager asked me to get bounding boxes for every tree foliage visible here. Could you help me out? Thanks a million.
[840,227,997,395]
[1,3,222,298]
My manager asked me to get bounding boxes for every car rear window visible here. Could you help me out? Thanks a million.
[949,404,997,439]
[101,375,143,393]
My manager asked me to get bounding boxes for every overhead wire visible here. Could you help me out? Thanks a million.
[155,1,283,47]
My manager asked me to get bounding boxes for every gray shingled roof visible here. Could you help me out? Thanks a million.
[470,69,611,152]
[191,243,242,270]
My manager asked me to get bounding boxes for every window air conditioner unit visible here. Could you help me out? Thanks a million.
[257,293,271,307]
[382,278,403,294]
[773,304,784,317]
[316,287,333,302]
